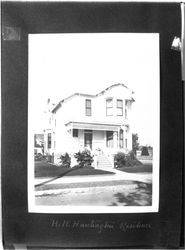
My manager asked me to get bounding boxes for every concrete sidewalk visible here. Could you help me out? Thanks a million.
[35,168,152,185]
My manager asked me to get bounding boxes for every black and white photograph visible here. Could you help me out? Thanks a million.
[28,33,159,213]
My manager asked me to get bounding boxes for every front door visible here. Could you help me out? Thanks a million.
[84,130,92,149]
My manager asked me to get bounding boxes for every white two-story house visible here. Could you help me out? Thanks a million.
[43,83,135,167]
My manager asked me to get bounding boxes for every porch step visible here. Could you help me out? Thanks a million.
[97,154,113,168]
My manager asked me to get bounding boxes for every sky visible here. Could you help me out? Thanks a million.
[28,33,159,146]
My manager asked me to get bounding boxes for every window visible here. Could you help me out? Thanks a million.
[84,130,93,149]
[73,129,78,137]
[125,108,127,119]
[125,100,128,118]
[106,98,113,116]
[48,133,51,149]
[119,129,124,148]
[85,99,92,116]
[106,131,113,148]
[117,99,123,116]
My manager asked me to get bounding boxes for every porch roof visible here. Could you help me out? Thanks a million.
[65,121,126,131]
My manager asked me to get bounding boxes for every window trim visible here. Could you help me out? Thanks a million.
[125,100,128,119]
[117,99,123,116]
[85,99,92,116]
[48,133,51,149]
[106,98,113,116]
[73,129,78,137]
[119,129,124,148]
[106,131,114,148]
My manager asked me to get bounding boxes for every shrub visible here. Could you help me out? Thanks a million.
[34,153,43,161]
[127,150,136,160]
[141,146,149,156]
[74,149,94,167]
[59,152,71,168]
[114,150,142,168]
[114,152,126,168]
[125,151,142,167]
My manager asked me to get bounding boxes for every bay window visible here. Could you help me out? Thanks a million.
[117,99,123,116]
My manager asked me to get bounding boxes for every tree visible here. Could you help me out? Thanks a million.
[141,146,149,156]
[132,133,139,155]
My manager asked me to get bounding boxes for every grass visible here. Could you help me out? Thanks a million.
[117,164,152,173]
[35,160,115,178]
[137,155,153,160]
[35,179,138,191]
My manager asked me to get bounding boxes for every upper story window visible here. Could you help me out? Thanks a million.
[106,98,113,116]
[85,99,92,116]
[117,99,123,116]
[125,100,128,119]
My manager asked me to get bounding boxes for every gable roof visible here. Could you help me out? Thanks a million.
[96,83,134,96]
[52,83,134,113]
[52,93,95,113]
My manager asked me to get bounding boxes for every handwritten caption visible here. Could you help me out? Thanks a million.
[51,219,151,234]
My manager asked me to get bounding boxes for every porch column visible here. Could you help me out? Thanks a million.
[125,127,128,150]
[104,131,106,149]
[118,128,121,149]
[113,131,118,149]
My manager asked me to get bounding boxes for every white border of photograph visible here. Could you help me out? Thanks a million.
[28,33,160,213]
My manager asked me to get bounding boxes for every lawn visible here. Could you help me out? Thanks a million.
[117,164,152,173]
[35,160,115,178]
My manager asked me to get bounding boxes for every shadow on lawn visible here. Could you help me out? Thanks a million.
[117,164,152,174]
[35,165,81,188]
[113,182,152,206]
[35,160,115,188]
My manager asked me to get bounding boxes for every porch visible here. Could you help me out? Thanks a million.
[65,121,129,153]
[65,121,131,168]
